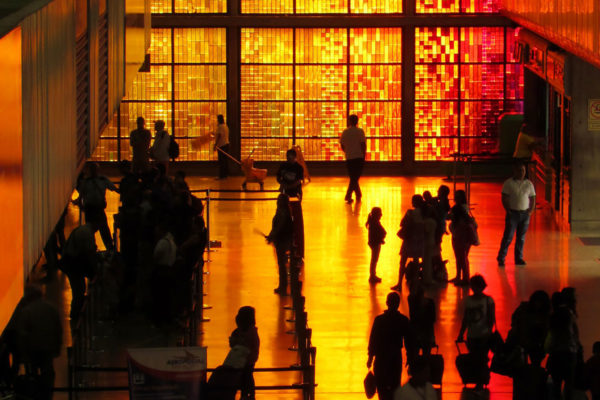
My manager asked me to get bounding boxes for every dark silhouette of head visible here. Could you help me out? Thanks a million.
[423,191,433,204]
[286,149,297,163]
[454,189,467,206]
[348,114,359,127]
[437,185,450,199]
[386,292,400,311]
[235,306,256,331]
[469,274,487,294]
[136,116,145,128]
[529,290,551,314]
[217,114,225,124]
[155,120,165,131]
[513,161,526,180]
[411,194,424,209]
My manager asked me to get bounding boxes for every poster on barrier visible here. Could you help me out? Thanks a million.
[127,347,207,399]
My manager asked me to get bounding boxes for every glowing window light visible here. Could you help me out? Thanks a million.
[174,0,227,13]
[296,29,347,64]
[174,65,227,100]
[241,0,293,13]
[240,65,294,101]
[149,29,171,63]
[350,0,402,13]
[416,0,459,13]
[296,66,347,101]
[124,66,171,101]
[150,0,171,14]
[241,28,294,64]
[296,0,347,13]
[174,28,226,63]
[350,28,402,63]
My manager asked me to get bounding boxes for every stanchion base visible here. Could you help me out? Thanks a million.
[286,318,296,323]
[288,346,299,352]
[283,305,293,310]
[202,304,212,309]
[201,318,211,322]
[286,330,296,335]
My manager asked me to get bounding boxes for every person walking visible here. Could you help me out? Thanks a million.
[74,162,118,251]
[457,275,495,392]
[367,292,416,400]
[340,114,366,204]
[497,162,536,267]
[150,120,171,175]
[214,114,230,179]
[366,207,386,284]
[130,116,151,174]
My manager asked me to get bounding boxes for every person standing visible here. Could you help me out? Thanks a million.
[277,149,304,200]
[449,190,473,286]
[366,207,386,284]
[367,292,416,400]
[497,162,536,267]
[214,114,230,180]
[267,194,294,295]
[340,114,366,204]
[229,306,260,400]
[150,120,171,175]
[130,116,151,174]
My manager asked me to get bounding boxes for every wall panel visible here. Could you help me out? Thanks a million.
[21,0,78,275]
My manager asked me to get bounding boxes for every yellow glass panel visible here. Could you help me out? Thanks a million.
[150,29,171,63]
[296,29,347,64]
[296,0,347,13]
[416,0,459,13]
[295,138,346,160]
[174,65,227,100]
[350,65,402,100]
[241,28,293,64]
[174,28,226,63]
[241,0,293,13]
[241,102,294,138]
[124,65,171,100]
[295,102,346,138]
[241,65,294,100]
[174,0,227,13]
[415,27,459,63]
[296,66,347,100]
[241,138,293,160]
[350,28,402,63]
[349,102,402,139]
[150,0,171,13]
[350,0,402,13]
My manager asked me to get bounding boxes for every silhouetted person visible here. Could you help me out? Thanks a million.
[421,204,437,285]
[340,114,366,204]
[130,116,151,174]
[585,342,600,400]
[393,356,437,400]
[150,220,177,324]
[457,274,495,391]
[74,162,118,250]
[277,149,304,200]
[408,283,436,356]
[229,306,260,400]
[449,190,473,286]
[367,292,416,400]
[366,207,386,284]
[546,288,581,400]
[497,161,535,267]
[62,222,98,320]
[392,195,425,291]
[214,114,230,179]
[15,285,62,400]
[508,290,550,366]
[267,194,293,295]
[150,120,171,175]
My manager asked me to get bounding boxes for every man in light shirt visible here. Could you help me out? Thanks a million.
[340,114,366,204]
[213,114,230,180]
[497,162,536,267]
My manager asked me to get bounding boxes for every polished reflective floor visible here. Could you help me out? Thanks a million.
[51,175,600,399]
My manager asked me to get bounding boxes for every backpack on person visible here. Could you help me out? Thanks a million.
[168,135,180,160]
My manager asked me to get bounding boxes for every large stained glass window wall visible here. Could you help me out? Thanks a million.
[241,28,402,161]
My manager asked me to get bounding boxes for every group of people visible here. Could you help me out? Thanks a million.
[368,277,600,400]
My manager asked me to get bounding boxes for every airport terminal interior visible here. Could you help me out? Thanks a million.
[2,0,600,399]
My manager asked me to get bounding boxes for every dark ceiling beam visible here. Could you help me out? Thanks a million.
[152,14,514,28]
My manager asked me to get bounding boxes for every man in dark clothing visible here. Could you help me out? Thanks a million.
[130,116,152,174]
[277,149,304,200]
[367,292,416,400]
[267,194,294,295]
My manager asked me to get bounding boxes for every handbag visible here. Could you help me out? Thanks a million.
[364,370,377,399]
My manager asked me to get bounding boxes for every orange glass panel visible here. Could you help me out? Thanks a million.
[296,29,347,64]
[350,28,402,63]
[241,65,294,101]
[349,102,402,138]
[241,138,293,159]
[149,29,171,63]
[416,27,459,63]
[174,65,227,100]
[241,0,293,13]
[241,102,294,138]
[350,65,402,100]
[124,65,171,100]
[296,66,347,100]
[174,28,226,63]
[350,0,402,13]
[0,27,23,332]
[174,0,227,13]
[241,28,293,64]
[295,102,346,138]
[150,0,171,13]
[295,138,346,160]
[296,0,347,13]
[460,27,504,63]
[416,0,459,13]
[415,65,459,100]
[461,64,504,99]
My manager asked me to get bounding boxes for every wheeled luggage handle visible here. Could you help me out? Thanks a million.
[455,340,468,355]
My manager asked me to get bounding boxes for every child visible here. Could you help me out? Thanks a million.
[366,207,386,284]
[586,341,600,400]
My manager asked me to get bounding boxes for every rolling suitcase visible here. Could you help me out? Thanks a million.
[455,341,490,387]
[417,345,444,387]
